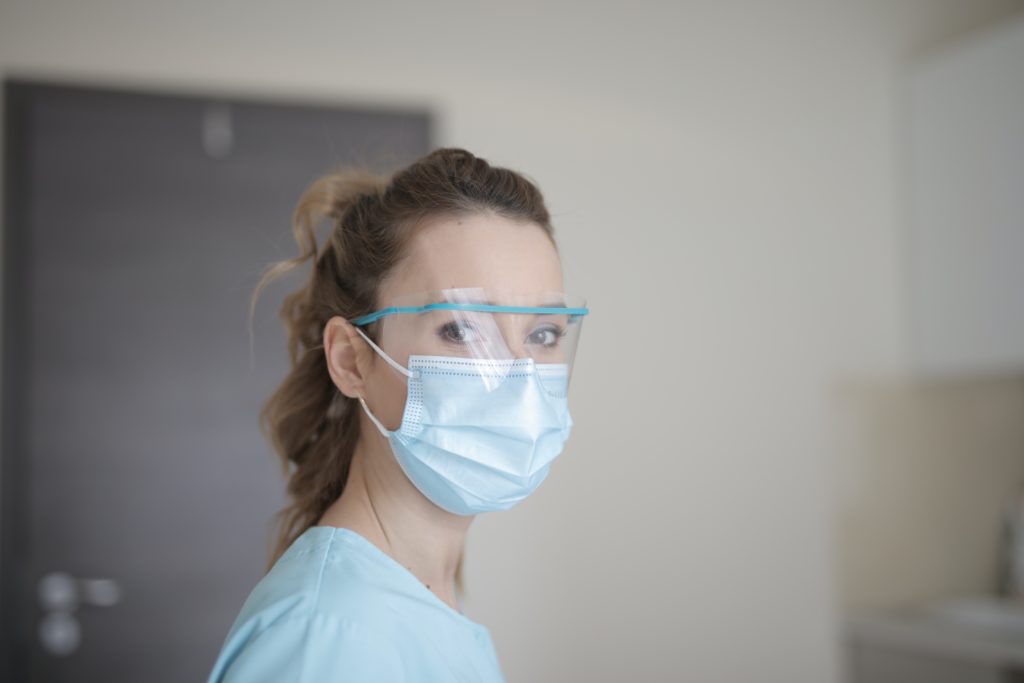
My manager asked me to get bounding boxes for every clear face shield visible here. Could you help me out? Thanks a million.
[349,287,587,395]
[347,287,589,515]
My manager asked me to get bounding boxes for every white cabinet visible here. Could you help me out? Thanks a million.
[908,16,1024,376]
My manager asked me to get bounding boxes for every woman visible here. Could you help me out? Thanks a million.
[206,147,588,682]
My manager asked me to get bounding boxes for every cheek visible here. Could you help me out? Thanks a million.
[369,363,409,430]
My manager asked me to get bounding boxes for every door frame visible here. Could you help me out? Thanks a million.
[2,78,38,683]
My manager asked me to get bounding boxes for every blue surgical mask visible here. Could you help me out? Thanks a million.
[353,326,574,516]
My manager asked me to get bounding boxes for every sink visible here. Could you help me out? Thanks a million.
[923,596,1024,637]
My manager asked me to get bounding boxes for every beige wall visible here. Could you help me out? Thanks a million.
[2,1,1024,681]
[835,377,1024,611]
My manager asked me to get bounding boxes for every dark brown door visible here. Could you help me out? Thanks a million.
[1,80,430,682]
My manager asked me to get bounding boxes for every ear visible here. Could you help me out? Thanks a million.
[323,316,374,399]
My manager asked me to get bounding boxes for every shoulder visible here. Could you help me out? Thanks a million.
[235,527,406,629]
[206,527,409,682]
[208,611,406,683]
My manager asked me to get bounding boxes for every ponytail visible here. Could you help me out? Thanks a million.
[248,169,388,572]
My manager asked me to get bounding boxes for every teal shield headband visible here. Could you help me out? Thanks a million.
[350,301,589,327]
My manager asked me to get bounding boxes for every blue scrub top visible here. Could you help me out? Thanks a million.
[206,525,506,682]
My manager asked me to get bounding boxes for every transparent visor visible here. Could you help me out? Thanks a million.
[349,288,588,395]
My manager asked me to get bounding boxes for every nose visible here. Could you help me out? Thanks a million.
[492,316,531,359]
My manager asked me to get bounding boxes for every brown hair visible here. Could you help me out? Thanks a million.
[248,147,556,578]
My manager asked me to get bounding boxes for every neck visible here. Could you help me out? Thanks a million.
[317,428,473,612]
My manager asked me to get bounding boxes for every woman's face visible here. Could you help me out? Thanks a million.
[359,210,565,431]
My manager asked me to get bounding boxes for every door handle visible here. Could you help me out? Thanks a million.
[37,571,123,656]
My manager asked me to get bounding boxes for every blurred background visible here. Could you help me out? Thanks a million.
[2,1,1024,682]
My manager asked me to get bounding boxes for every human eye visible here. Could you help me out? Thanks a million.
[436,319,483,345]
[526,324,567,348]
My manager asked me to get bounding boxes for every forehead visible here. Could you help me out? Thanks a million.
[379,211,563,302]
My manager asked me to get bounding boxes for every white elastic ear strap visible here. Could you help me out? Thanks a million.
[352,324,409,439]
[358,396,391,438]
[352,325,413,378]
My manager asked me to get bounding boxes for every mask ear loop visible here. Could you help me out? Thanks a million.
[351,324,415,438]
[352,325,415,378]
[358,396,391,438]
